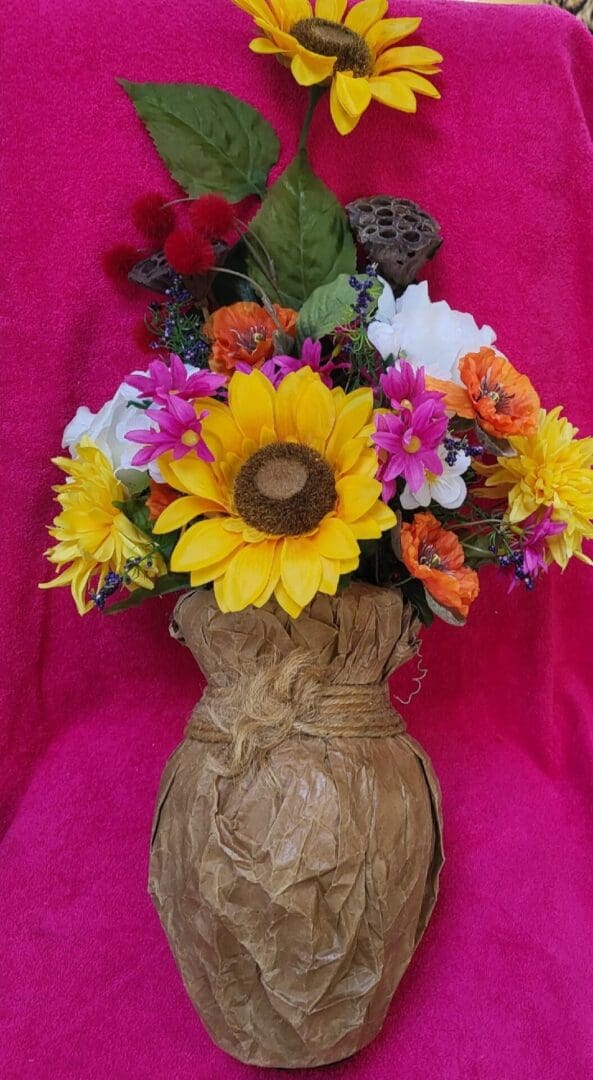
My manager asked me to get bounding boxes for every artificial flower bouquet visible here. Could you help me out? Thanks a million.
[40,0,593,1069]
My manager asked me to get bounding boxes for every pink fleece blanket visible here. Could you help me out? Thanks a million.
[2,1,593,1077]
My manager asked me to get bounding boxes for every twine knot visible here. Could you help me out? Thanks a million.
[187,648,404,776]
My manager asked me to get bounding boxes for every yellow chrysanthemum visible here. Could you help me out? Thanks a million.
[153,367,396,616]
[477,407,593,568]
[40,439,164,615]
[233,0,442,134]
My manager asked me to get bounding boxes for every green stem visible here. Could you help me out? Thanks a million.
[298,85,326,154]
[213,266,282,328]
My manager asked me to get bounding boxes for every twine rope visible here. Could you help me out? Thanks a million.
[187,648,405,777]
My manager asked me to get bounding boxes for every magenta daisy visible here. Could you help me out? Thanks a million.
[126,353,225,404]
[125,395,213,467]
[373,399,449,500]
[238,338,347,388]
[520,508,566,580]
[381,360,444,414]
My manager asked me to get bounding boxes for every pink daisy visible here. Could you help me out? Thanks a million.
[125,395,213,467]
[381,360,444,413]
[126,354,225,404]
[373,399,448,500]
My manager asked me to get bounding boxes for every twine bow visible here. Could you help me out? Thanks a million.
[187,648,404,777]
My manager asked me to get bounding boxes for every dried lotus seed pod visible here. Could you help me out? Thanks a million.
[346,196,442,292]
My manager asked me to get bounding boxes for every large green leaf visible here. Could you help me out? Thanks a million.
[248,150,356,309]
[119,81,279,200]
[296,273,366,343]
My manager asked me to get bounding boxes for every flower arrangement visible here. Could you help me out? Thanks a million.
[40,166,593,623]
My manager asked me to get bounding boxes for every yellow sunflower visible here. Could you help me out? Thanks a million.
[476,407,593,568]
[233,0,442,134]
[40,439,164,614]
[153,367,396,616]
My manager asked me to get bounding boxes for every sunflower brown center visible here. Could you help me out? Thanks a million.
[233,442,336,536]
[291,17,373,76]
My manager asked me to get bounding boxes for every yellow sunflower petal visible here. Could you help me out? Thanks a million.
[345,0,389,36]
[335,70,372,119]
[335,436,367,476]
[296,378,336,451]
[222,539,279,611]
[250,36,285,53]
[252,542,283,607]
[213,574,230,613]
[231,0,276,20]
[170,518,244,573]
[153,495,216,534]
[368,74,417,113]
[372,44,443,71]
[280,536,323,607]
[336,475,383,522]
[337,556,360,574]
[228,369,276,443]
[166,455,230,509]
[314,516,360,560]
[275,0,313,23]
[274,581,303,619]
[274,368,312,440]
[189,555,234,586]
[315,0,347,20]
[319,556,340,595]
[330,79,361,135]
[366,18,426,56]
[348,500,396,538]
[396,70,441,99]
[325,388,374,463]
[291,47,336,86]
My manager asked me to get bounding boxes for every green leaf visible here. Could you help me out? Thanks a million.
[296,274,366,344]
[248,150,356,309]
[402,579,434,627]
[106,573,190,614]
[119,81,279,200]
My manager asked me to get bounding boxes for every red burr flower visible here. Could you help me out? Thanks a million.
[101,244,142,283]
[189,194,235,239]
[164,228,214,275]
[131,193,175,244]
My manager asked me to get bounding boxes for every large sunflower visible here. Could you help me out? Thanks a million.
[153,367,396,616]
[232,0,442,134]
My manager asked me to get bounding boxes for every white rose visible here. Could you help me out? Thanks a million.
[367,280,496,382]
[62,379,159,492]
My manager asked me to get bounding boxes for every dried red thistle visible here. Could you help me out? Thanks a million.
[131,193,175,244]
[164,228,214,275]
[189,194,234,239]
[101,244,143,283]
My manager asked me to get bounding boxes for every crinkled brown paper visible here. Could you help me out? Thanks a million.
[149,583,444,1068]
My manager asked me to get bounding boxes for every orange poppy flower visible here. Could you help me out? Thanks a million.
[401,512,479,618]
[204,301,297,374]
[146,479,179,522]
[425,348,540,438]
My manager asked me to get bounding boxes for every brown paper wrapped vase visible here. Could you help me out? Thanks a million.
[149,582,444,1068]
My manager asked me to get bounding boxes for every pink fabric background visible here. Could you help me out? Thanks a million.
[2,1,593,1077]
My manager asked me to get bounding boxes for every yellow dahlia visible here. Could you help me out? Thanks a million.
[40,439,164,614]
[233,0,442,134]
[477,407,593,568]
[153,367,396,616]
